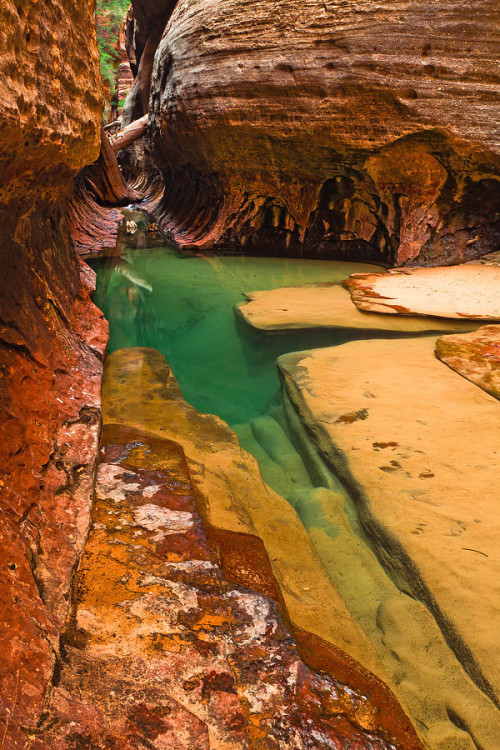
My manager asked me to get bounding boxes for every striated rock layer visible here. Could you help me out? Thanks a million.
[0,0,106,745]
[147,0,500,263]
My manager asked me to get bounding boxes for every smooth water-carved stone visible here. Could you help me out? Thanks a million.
[237,283,482,333]
[345,265,500,319]
[278,337,500,735]
[147,0,500,263]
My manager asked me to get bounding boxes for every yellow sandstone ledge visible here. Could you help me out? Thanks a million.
[344,265,500,319]
[102,347,390,683]
[236,283,481,333]
[278,337,500,708]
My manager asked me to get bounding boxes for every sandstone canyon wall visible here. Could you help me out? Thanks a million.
[0,2,106,745]
[145,0,500,265]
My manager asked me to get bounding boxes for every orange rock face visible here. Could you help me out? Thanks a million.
[0,1,105,744]
[148,0,500,264]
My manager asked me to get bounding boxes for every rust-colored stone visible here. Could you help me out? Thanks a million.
[68,129,143,257]
[0,0,106,744]
[435,324,500,399]
[35,425,422,749]
[144,0,500,264]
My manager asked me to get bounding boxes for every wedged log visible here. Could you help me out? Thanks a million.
[109,114,149,152]
[68,129,143,256]
[88,128,142,205]
[147,0,500,264]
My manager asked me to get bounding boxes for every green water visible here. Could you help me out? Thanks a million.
[90,241,497,748]
[91,244,384,426]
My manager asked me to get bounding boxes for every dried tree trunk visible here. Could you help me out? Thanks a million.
[109,114,148,153]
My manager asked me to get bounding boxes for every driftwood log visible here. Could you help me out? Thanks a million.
[109,114,148,153]
[68,118,149,255]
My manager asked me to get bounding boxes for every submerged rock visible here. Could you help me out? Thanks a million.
[436,324,500,399]
[147,0,500,263]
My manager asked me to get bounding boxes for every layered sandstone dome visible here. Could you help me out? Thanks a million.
[147,0,500,264]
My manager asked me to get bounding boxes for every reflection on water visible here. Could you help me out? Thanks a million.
[91,246,384,425]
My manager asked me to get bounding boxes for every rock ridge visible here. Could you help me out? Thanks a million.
[143,0,500,264]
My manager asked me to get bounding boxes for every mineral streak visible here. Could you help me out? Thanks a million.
[436,324,500,399]
[344,265,500,319]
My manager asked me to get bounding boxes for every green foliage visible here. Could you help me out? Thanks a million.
[96,0,130,95]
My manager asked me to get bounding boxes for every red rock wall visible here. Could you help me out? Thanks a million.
[0,1,107,745]
[147,0,500,265]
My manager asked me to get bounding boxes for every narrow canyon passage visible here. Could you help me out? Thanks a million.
[1,0,499,748]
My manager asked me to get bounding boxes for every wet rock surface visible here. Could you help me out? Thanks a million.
[100,347,423,748]
[278,337,500,746]
[436,324,500,399]
[345,265,500,319]
[146,0,500,263]
[34,424,417,749]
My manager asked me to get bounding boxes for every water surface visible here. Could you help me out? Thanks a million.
[91,240,495,748]
[91,245,383,425]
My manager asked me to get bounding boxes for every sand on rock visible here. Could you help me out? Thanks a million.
[237,283,481,333]
[344,265,500,319]
[436,325,500,400]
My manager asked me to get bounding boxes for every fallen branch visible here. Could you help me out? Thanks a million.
[108,114,148,153]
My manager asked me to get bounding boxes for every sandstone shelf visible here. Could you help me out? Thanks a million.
[344,265,500,319]
[278,337,500,718]
[237,283,481,334]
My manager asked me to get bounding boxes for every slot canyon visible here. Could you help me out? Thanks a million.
[0,1,499,749]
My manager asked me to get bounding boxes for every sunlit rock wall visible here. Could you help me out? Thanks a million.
[148,0,500,265]
[0,1,106,745]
